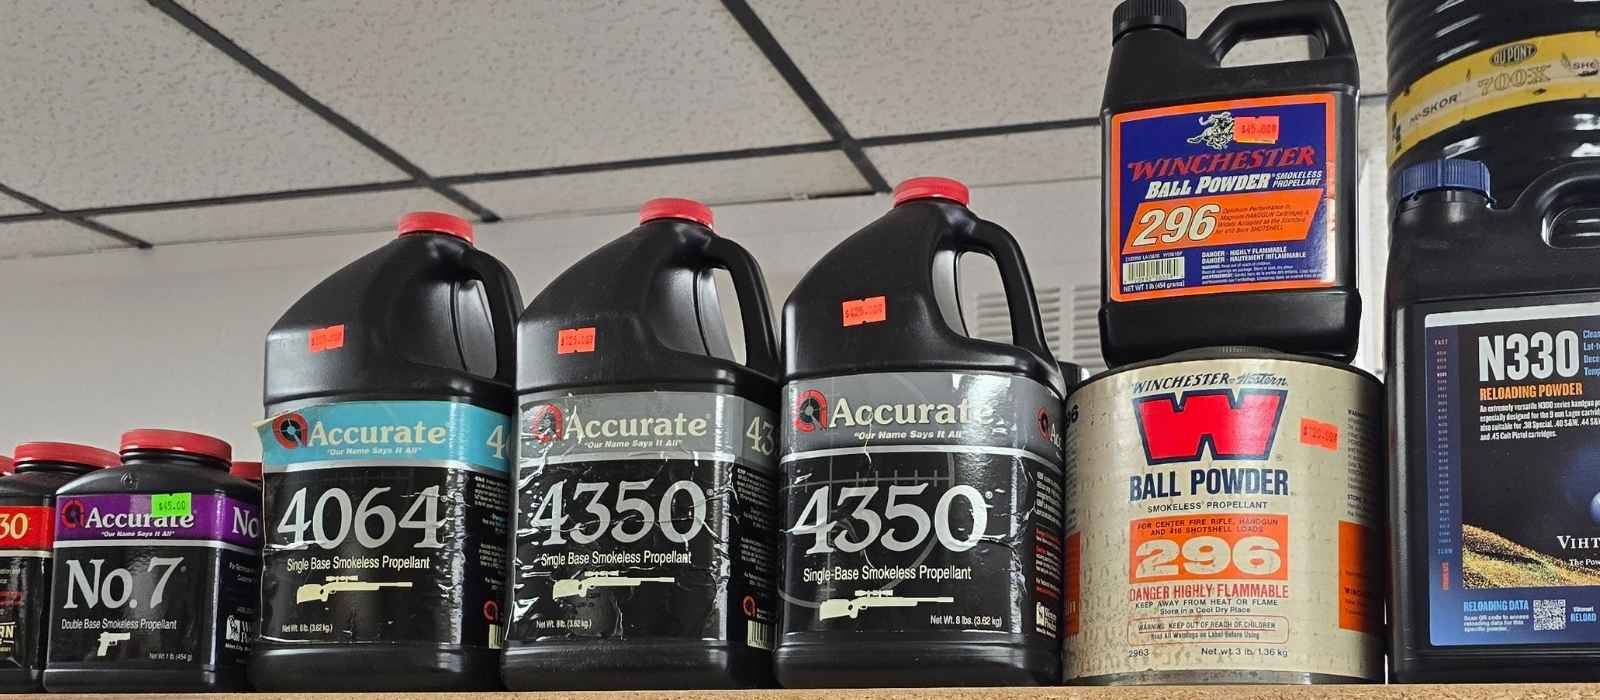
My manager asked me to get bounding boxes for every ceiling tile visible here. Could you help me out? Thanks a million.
[180,0,831,177]
[457,151,868,219]
[752,0,1388,138]
[750,0,1091,137]
[0,2,404,209]
[0,193,37,217]
[95,188,467,245]
[0,220,126,259]
[868,127,1100,188]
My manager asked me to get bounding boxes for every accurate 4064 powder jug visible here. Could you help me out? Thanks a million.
[1064,351,1382,684]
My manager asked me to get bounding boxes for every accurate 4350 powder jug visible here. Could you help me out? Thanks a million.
[1064,349,1382,684]
[776,178,1066,688]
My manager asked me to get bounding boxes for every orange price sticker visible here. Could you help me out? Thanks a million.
[1300,417,1339,451]
[842,296,887,327]
[1129,513,1288,583]
[1233,115,1281,144]
[309,324,345,353]
[557,327,596,354]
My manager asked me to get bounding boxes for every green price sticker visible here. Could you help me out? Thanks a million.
[150,493,192,518]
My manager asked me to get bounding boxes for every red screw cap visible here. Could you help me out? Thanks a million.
[14,442,120,470]
[893,177,970,207]
[398,211,474,245]
[0,456,11,475]
[639,198,714,229]
[230,461,262,482]
[120,429,233,463]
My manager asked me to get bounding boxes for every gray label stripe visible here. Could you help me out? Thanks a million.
[54,539,258,555]
[529,450,776,472]
[0,549,50,558]
[265,458,507,477]
[1425,301,1600,327]
[780,444,1063,471]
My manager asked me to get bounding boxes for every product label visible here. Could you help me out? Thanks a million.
[510,391,778,650]
[0,505,53,675]
[46,494,260,669]
[1390,32,1600,162]
[1418,300,1600,645]
[1063,359,1381,680]
[257,400,510,649]
[1108,93,1339,302]
[780,372,1065,641]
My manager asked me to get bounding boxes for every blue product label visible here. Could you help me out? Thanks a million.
[1108,93,1338,301]
[260,400,510,472]
[256,400,511,648]
[1422,300,1600,645]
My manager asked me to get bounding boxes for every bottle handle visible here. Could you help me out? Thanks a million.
[965,219,1055,362]
[1198,0,1356,63]
[459,247,523,385]
[701,236,781,378]
[1517,162,1600,247]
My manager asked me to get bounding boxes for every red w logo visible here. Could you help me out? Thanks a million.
[1132,389,1287,464]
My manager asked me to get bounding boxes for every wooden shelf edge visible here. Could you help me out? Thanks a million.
[5,685,1597,700]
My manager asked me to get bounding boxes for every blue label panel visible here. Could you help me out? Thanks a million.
[1109,93,1336,301]
[1424,302,1600,645]
[259,400,510,473]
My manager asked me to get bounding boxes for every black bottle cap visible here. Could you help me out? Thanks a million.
[1113,0,1187,41]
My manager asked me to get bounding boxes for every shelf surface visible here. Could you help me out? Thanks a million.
[5,686,1599,700]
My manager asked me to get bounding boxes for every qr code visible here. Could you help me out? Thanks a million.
[1535,599,1567,631]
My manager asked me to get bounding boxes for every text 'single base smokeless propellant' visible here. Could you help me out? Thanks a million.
[775,177,1067,688]
[504,198,781,691]
[255,212,521,691]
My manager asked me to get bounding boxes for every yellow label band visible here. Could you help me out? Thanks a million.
[1388,31,1600,164]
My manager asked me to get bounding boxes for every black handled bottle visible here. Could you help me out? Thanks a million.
[253,212,521,691]
[775,177,1067,688]
[0,442,119,691]
[45,430,261,693]
[1100,0,1361,366]
[502,198,780,690]
[1389,160,1600,682]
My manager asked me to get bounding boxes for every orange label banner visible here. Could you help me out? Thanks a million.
[1121,188,1323,256]
[1129,513,1289,583]
[1338,521,1379,633]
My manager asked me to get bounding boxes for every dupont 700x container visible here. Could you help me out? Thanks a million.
[504,198,780,690]
[1100,0,1361,366]
[1389,160,1600,681]
[1388,0,1600,204]
[776,177,1067,687]
[0,443,119,691]
[44,430,260,693]
[255,212,521,691]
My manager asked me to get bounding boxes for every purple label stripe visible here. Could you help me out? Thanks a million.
[54,493,261,549]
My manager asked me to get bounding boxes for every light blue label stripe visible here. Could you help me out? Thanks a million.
[259,400,511,474]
